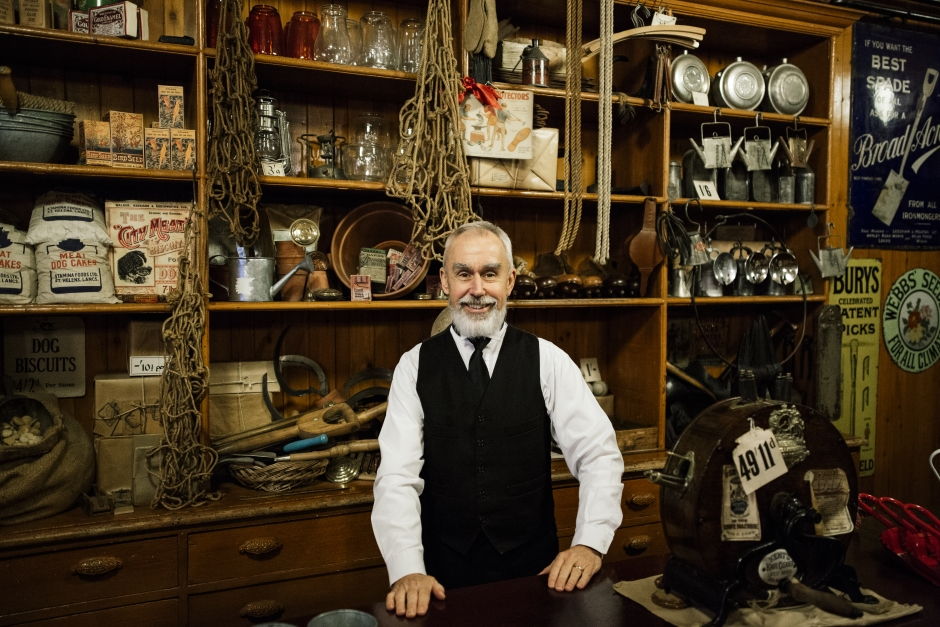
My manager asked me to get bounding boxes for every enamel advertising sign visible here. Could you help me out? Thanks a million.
[849,23,940,249]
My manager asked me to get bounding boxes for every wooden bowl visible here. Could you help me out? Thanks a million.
[330,201,430,299]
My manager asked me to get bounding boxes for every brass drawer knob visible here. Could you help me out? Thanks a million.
[627,493,656,509]
[623,534,651,555]
[71,556,123,577]
[238,536,283,557]
[239,599,284,619]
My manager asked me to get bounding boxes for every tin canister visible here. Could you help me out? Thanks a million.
[795,165,815,204]
[762,58,810,116]
[710,57,765,111]
[671,51,711,104]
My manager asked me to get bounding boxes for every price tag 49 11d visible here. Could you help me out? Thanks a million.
[732,425,787,494]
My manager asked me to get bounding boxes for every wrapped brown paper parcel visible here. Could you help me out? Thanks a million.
[470,128,558,192]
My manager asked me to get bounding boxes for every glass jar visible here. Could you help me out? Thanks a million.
[285,10,320,60]
[246,5,284,56]
[346,18,362,64]
[358,10,398,70]
[314,4,353,65]
[398,17,424,74]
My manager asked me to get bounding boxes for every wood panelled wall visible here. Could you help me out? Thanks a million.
[831,25,940,511]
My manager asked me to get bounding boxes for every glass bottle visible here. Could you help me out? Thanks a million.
[246,5,284,56]
[314,4,353,65]
[398,17,424,73]
[521,39,549,87]
[358,10,399,69]
[285,10,321,60]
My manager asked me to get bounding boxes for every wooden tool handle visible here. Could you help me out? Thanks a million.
[0,66,18,114]
[285,439,380,461]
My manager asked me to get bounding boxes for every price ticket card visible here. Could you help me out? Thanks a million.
[732,426,787,494]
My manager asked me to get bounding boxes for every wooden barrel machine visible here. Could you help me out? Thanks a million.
[647,397,867,625]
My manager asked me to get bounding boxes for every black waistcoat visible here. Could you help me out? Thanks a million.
[417,325,555,555]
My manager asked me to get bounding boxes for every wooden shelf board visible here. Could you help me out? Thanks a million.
[670,102,829,127]
[0,303,171,315]
[670,198,829,211]
[207,298,664,312]
[666,294,825,306]
[0,162,193,181]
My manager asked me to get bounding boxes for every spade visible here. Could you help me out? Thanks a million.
[872,68,938,226]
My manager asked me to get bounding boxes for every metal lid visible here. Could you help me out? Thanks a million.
[711,58,765,110]
[671,51,711,103]
[762,60,809,115]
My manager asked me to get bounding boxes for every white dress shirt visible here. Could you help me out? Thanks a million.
[372,324,625,585]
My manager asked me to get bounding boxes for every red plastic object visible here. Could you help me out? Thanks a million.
[859,493,940,586]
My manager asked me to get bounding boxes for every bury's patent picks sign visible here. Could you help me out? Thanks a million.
[849,23,940,249]
[883,268,940,373]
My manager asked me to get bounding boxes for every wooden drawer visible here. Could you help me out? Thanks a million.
[554,477,661,533]
[25,599,179,626]
[188,509,382,585]
[608,522,668,561]
[0,537,178,618]
[188,565,389,626]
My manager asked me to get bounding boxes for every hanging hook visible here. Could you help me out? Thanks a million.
[713,108,720,124]
[817,221,835,249]
[755,111,763,126]
[683,198,703,229]
[793,114,801,130]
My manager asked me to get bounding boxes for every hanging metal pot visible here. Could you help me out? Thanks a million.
[710,57,765,111]
[671,50,711,104]
[762,58,810,116]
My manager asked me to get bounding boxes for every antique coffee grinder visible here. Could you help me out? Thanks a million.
[647,397,870,625]
[255,90,293,175]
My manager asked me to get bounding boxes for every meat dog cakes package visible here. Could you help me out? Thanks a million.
[105,200,190,302]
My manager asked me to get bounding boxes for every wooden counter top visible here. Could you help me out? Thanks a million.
[0,451,665,552]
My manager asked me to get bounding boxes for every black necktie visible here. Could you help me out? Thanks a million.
[468,336,491,393]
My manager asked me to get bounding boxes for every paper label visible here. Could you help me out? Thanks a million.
[721,464,762,541]
[758,548,798,585]
[651,12,677,26]
[733,426,787,494]
[129,355,166,377]
[691,91,710,106]
[580,357,602,382]
[805,468,855,536]
[693,180,720,200]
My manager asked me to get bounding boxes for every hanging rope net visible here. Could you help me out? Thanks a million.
[207,0,263,248]
[386,0,478,261]
[150,183,220,510]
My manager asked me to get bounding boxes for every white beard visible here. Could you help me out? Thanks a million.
[450,296,506,338]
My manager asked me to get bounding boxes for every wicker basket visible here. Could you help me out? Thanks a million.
[229,460,328,492]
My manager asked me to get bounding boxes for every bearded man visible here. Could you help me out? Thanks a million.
[371,221,624,618]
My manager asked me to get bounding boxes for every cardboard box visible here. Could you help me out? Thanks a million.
[68,9,88,32]
[94,373,164,436]
[158,85,185,129]
[170,128,195,170]
[144,127,170,169]
[207,361,280,439]
[105,200,190,301]
[104,110,144,168]
[78,120,111,166]
[17,0,50,27]
[128,319,165,376]
[0,0,16,25]
[95,433,161,508]
[460,87,534,160]
[90,1,148,39]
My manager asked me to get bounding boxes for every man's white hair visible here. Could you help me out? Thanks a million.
[443,221,514,268]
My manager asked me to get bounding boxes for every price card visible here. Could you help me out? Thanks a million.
[651,11,677,25]
[693,180,720,200]
[130,356,166,377]
[732,426,787,494]
[579,357,602,382]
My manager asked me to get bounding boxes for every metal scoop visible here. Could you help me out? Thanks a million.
[270,218,322,298]
[744,246,770,284]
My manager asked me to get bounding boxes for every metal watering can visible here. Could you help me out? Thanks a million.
[213,219,323,302]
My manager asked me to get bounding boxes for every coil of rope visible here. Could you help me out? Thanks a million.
[554,0,584,257]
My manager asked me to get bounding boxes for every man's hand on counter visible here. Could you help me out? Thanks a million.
[540,544,603,592]
[386,573,446,618]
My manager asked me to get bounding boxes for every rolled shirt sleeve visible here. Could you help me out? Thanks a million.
[539,338,624,555]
